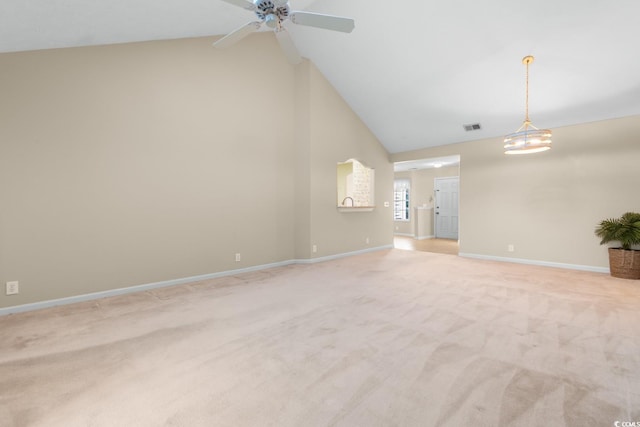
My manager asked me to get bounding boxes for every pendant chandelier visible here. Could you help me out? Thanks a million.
[504,56,552,155]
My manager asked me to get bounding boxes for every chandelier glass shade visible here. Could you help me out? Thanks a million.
[504,56,552,155]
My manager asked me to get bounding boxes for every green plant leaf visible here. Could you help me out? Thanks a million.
[595,212,640,250]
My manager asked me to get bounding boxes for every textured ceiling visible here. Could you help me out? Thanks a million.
[2,0,640,154]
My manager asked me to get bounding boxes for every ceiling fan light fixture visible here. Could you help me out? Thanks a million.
[215,0,355,64]
[504,56,552,155]
[265,13,278,28]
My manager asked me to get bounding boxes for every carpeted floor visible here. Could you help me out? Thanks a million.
[1,249,639,427]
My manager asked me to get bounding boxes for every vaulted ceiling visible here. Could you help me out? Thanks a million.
[2,0,640,154]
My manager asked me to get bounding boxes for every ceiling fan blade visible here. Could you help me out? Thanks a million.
[275,29,302,65]
[213,21,263,48]
[289,12,355,33]
[219,0,257,11]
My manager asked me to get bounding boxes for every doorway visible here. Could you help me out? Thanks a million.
[393,156,460,256]
[393,236,459,255]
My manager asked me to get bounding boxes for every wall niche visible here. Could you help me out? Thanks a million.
[336,159,375,212]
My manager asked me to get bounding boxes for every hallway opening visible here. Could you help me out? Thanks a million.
[393,236,459,255]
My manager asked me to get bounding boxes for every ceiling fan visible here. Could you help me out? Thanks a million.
[213,0,355,64]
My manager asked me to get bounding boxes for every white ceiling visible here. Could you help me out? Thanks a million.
[2,0,640,154]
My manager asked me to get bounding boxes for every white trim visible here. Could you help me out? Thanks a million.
[0,245,393,316]
[415,235,435,241]
[295,245,393,264]
[394,233,414,237]
[0,260,294,316]
[337,206,375,213]
[459,252,610,274]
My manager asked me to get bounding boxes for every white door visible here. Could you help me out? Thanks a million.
[434,177,459,239]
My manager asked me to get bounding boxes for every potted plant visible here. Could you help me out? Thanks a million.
[595,212,640,279]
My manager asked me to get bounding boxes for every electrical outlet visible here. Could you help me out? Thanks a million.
[235,253,241,262]
[6,281,19,295]
[384,201,390,208]
[312,245,317,253]
[508,244,515,252]
[366,237,370,244]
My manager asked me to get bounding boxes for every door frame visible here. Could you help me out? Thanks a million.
[434,176,460,240]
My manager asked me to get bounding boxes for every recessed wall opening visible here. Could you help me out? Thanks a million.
[336,158,375,211]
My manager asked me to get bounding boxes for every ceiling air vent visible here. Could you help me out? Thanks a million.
[463,123,481,131]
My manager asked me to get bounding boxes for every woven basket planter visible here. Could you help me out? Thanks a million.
[608,248,640,279]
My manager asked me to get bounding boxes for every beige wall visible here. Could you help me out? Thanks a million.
[0,35,392,308]
[394,165,459,237]
[303,62,393,258]
[293,58,313,260]
[391,115,640,269]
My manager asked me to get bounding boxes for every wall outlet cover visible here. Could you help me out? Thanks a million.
[6,281,19,295]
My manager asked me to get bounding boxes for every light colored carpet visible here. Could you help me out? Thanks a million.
[1,249,639,427]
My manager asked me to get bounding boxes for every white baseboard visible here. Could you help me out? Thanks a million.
[0,260,294,316]
[0,245,393,317]
[296,245,393,264]
[458,252,610,274]
[415,235,435,241]
[393,234,434,240]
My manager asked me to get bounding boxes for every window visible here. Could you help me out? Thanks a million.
[394,179,410,221]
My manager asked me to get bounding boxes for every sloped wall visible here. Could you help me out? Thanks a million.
[299,62,394,258]
[0,35,392,309]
